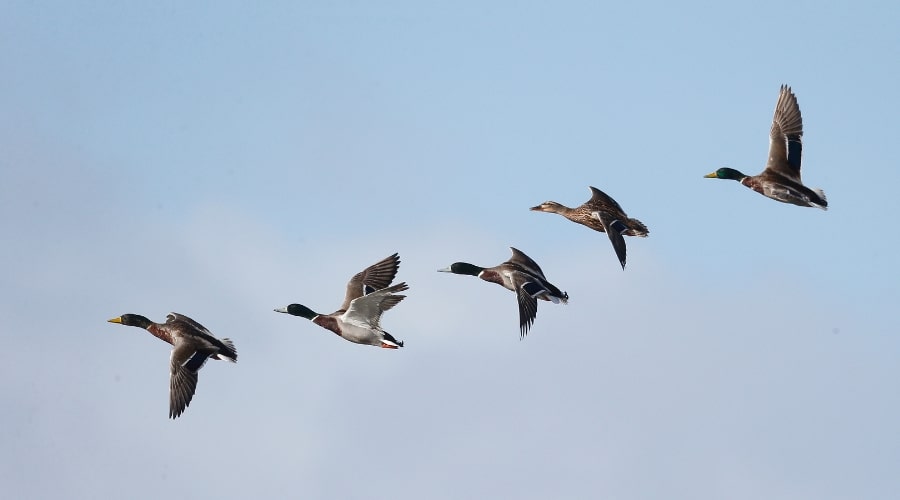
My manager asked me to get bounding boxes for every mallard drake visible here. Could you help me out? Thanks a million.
[531,186,648,270]
[704,85,827,210]
[438,247,568,338]
[107,312,237,419]
[275,253,407,348]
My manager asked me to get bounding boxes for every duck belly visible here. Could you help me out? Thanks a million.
[338,322,381,346]
[760,183,818,208]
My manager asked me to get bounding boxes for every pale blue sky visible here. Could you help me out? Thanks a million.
[2,1,899,499]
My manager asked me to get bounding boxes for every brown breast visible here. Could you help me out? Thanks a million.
[147,324,175,345]
[313,315,343,337]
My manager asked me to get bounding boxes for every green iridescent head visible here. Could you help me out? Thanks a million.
[704,168,748,181]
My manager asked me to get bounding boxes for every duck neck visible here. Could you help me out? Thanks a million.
[124,314,154,329]
[547,203,573,216]
[145,323,174,344]
[287,304,319,320]
[719,168,749,181]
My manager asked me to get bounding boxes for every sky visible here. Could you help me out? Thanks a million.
[2,1,899,498]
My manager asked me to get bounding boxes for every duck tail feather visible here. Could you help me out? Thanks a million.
[382,331,404,348]
[218,338,238,362]
[626,218,649,237]
[812,189,827,210]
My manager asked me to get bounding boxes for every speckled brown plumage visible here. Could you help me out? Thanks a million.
[531,186,648,269]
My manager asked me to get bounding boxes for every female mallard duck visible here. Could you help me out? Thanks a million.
[531,186,648,270]
[275,253,407,348]
[704,85,827,210]
[438,247,568,338]
[107,312,237,419]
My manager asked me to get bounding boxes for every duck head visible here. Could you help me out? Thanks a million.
[704,168,748,181]
[274,304,318,320]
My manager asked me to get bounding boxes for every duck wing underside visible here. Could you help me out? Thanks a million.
[169,340,206,419]
[339,253,401,311]
[515,285,539,338]
[343,282,408,328]
[592,211,629,269]
[766,85,803,180]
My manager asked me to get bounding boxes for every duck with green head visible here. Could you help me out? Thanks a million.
[704,85,827,210]
[107,312,237,419]
[275,253,407,349]
[438,247,568,338]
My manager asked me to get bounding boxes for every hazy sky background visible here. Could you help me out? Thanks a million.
[2,1,899,498]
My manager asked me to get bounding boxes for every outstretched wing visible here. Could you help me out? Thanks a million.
[169,339,208,419]
[339,253,401,311]
[766,85,803,179]
[343,282,409,328]
[167,313,213,337]
[514,284,539,338]
[588,186,625,214]
[507,247,547,280]
[592,211,628,270]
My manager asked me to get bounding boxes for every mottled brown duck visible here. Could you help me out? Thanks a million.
[531,186,648,269]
